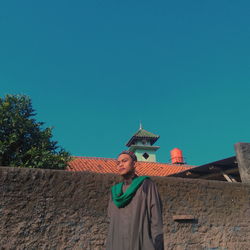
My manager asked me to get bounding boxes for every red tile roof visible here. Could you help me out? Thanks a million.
[67,157,195,176]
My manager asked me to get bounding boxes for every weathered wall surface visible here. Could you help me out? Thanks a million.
[0,167,250,250]
[235,142,250,184]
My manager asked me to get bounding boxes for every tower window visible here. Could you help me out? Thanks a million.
[143,153,149,159]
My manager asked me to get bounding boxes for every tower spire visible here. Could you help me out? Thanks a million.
[139,121,143,130]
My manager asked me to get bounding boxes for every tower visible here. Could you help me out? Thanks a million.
[126,125,160,162]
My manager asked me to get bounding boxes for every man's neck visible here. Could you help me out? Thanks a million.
[123,172,137,185]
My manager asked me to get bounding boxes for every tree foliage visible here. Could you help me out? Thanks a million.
[0,94,71,169]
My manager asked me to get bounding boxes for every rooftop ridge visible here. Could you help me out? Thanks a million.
[72,156,117,160]
[133,129,159,139]
[137,161,195,167]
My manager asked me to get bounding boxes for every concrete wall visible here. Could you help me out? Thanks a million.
[235,142,250,184]
[0,167,250,250]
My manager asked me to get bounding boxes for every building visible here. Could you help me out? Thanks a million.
[169,156,240,182]
[67,126,194,176]
[126,124,160,162]
[68,127,250,184]
[169,142,250,184]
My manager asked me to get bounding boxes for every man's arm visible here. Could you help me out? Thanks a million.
[146,180,164,250]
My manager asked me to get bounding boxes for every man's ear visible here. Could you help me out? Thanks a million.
[132,161,136,169]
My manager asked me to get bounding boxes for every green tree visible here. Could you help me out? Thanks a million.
[0,94,71,169]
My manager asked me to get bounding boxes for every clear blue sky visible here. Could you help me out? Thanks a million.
[0,0,249,165]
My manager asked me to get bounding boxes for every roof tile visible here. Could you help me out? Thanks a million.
[67,157,194,176]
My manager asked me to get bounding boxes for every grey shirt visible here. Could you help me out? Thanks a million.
[106,178,164,250]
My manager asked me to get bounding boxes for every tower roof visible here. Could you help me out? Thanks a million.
[126,128,160,147]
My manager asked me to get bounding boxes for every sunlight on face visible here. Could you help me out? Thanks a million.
[116,154,135,176]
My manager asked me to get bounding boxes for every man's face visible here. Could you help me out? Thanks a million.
[117,154,135,176]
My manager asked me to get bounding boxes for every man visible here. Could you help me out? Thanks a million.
[106,150,164,250]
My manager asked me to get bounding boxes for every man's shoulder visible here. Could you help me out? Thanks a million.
[142,177,156,192]
[143,176,157,184]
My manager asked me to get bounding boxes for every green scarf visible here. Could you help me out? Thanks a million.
[111,176,149,208]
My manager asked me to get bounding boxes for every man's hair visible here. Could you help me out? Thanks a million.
[118,150,137,162]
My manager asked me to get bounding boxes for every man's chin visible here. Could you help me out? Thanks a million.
[120,172,128,176]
